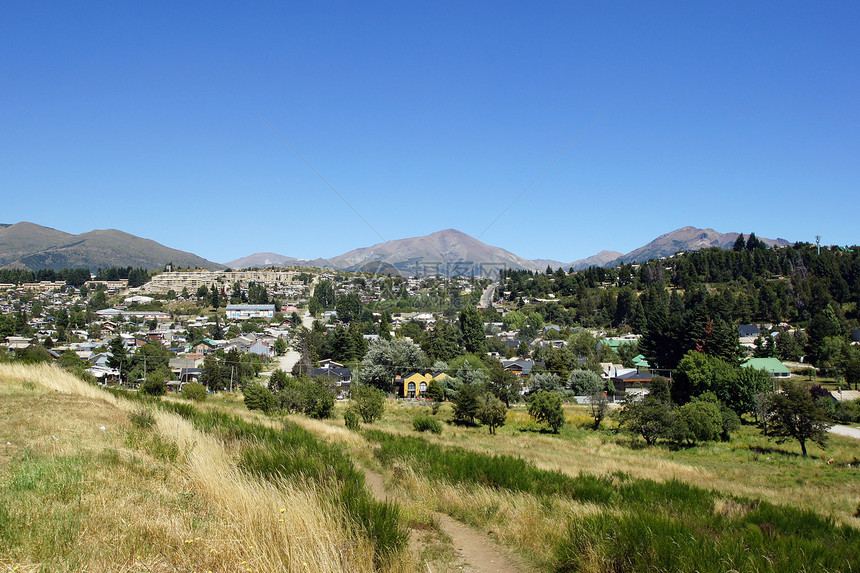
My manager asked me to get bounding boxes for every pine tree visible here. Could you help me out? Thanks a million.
[459,306,486,354]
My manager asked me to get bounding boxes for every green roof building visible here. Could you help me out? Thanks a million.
[632,354,651,368]
[741,357,792,378]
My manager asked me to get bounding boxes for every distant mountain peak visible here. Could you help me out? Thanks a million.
[326,228,541,274]
[0,222,224,272]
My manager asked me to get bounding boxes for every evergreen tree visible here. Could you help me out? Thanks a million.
[107,336,127,381]
[458,306,486,354]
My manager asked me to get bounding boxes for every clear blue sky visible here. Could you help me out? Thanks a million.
[2,1,858,264]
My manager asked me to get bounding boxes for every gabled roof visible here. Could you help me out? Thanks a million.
[738,324,760,337]
[742,357,791,375]
[503,360,535,375]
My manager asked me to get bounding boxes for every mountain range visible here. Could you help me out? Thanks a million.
[224,226,793,274]
[1,222,793,276]
[0,222,224,272]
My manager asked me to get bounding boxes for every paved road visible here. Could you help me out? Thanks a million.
[262,281,316,376]
[829,425,860,440]
[479,281,497,308]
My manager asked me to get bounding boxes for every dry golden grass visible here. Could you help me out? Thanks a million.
[0,364,421,572]
[384,461,606,567]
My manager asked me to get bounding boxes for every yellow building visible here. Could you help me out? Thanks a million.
[397,370,450,398]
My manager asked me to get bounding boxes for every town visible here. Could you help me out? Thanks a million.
[2,240,860,572]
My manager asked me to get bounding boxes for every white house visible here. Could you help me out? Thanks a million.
[225,304,276,320]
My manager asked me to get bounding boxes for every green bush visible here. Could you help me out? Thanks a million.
[425,379,445,402]
[303,381,335,419]
[351,383,386,423]
[476,393,507,434]
[243,382,276,414]
[528,391,565,433]
[344,408,361,431]
[676,400,722,445]
[834,398,860,424]
[14,345,53,364]
[140,373,167,397]
[412,414,442,434]
[181,381,208,401]
[452,382,481,425]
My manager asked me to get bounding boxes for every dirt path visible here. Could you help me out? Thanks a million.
[362,467,524,573]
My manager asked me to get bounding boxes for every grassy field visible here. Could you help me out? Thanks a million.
[356,400,860,525]
[0,364,425,572]
[287,399,860,571]
[3,365,858,572]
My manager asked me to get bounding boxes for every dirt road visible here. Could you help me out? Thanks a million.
[830,425,860,440]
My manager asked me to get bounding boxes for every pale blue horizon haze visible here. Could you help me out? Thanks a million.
[2,2,858,265]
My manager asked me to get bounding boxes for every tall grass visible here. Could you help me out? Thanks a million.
[0,363,415,572]
[366,429,617,502]
[366,428,860,572]
[161,401,408,564]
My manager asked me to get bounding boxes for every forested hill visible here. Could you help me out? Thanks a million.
[500,240,859,371]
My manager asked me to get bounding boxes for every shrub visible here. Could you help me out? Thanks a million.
[528,391,565,433]
[268,368,290,393]
[181,381,208,401]
[425,379,445,402]
[303,381,335,419]
[57,349,87,375]
[676,400,722,445]
[344,408,361,431]
[617,393,673,445]
[129,408,155,429]
[834,398,860,424]
[14,345,53,364]
[140,373,167,397]
[719,404,740,441]
[476,393,507,434]
[351,383,386,423]
[413,414,442,434]
[452,382,481,425]
[243,382,276,414]
[277,378,307,413]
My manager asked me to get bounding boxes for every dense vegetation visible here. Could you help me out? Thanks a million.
[0,266,150,287]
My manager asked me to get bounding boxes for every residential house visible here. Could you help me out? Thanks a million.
[225,304,276,320]
[191,339,220,354]
[502,359,536,377]
[610,369,660,393]
[741,357,792,379]
[4,336,33,351]
[394,370,451,399]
